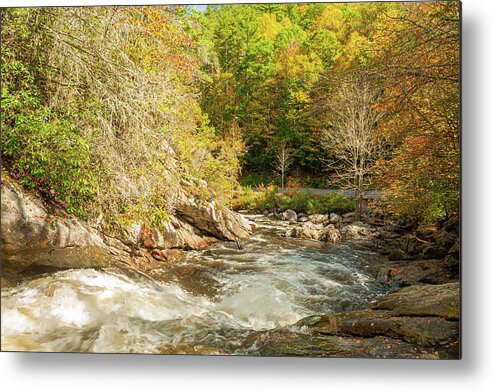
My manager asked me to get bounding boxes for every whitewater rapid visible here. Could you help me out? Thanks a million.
[1,215,387,354]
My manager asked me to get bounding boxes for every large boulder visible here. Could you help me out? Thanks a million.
[135,183,252,251]
[136,216,214,250]
[297,310,458,347]
[324,224,342,243]
[175,183,251,241]
[245,329,439,359]
[372,282,460,320]
[340,223,375,240]
[1,180,111,271]
[280,209,297,222]
[1,174,252,273]
[380,258,459,286]
[287,222,341,243]
[308,214,329,224]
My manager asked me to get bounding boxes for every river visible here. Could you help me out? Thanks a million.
[1,214,389,354]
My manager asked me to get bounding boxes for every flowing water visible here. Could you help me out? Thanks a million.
[1,215,388,354]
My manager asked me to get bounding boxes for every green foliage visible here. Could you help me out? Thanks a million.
[0,3,459,229]
[1,7,244,230]
[200,2,387,182]
[234,187,355,215]
[1,49,101,218]
[239,174,277,188]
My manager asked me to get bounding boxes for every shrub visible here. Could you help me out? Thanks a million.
[239,174,278,188]
[1,55,101,218]
[233,187,355,215]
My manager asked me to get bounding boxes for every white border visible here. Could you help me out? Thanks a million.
[1,1,492,390]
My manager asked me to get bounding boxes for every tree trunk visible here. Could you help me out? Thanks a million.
[355,191,362,221]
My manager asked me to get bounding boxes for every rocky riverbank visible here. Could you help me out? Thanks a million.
[1,173,251,279]
[1,179,460,358]
[241,208,460,359]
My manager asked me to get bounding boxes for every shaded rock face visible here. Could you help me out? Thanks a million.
[297,310,458,347]
[1,175,251,272]
[380,258,459,286]
[387,249,406,262]
[247,330,439,359]
[1,182,111,271]
[287,222,341,243]
[294,283,460,359]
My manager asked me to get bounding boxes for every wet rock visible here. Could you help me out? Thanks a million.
[281,209,297,221]
[288,222,341,243]
[246,329,439,359]
[380,259,459,286]
[289,222,322,240]
[297,310,459,347]
[372,282,459,320]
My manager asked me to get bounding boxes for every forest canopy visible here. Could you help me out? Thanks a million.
[1,1,460,227]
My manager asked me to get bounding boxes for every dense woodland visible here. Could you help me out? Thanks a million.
[1,2,460,230]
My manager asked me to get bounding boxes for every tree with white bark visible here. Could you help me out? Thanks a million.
[321,78,384,219]
[275,140,293,194]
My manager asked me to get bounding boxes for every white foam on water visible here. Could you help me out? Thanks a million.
[1,217,385,353]
[1,267,308,352]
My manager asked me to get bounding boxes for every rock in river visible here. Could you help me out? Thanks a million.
[287,222,342,243]
[372,282,460,320]
[297,310,458,347]
[280,209,297,221]
[308,214,330,224]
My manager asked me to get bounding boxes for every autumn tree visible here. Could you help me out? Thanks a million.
[373,1,460,222]
[1,6,244,229]
[320,77,384,219]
